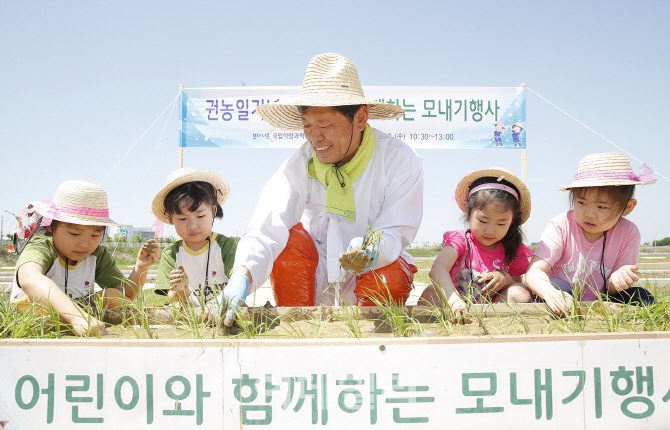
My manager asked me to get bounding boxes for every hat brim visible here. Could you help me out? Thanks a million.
[52,214,121,228]
[152,171,230,224]
[558,178,642,191]
[256,95,405,131]
[455,168,531,225]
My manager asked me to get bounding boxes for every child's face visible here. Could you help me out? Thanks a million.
[170,201,216,250]
[50,222,104,262]
[573,189,635,243]
[495,125,503,132]
[468,203,514,250]
[512,126,521,133]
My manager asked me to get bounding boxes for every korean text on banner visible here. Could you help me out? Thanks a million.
[179,86,526,149]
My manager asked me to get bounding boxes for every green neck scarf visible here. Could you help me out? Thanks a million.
[307,124,376,222]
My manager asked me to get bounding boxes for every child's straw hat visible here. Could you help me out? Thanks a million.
[559,152,656,191]
[493,122,506,129]
[510,123,524,131]
[45,180,120,227]
[256,53,406,131]
[455,168,532,225]
[152,167,230,224]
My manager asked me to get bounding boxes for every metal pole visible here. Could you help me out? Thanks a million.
[178,83,184,169]
[0,215,4,250]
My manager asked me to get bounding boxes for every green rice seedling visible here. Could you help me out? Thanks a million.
[365,273,422,337]
[228,306,279,339]
[334,301,363,339]
[280,312,307,339]
[307,313,328,339]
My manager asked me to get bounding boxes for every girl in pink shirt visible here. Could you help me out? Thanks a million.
[421,168,534,316]
[526,153,656,315]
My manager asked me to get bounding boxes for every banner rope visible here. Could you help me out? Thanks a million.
[526,87,668,183]
[99,93,180,185]
[132,97,178,205]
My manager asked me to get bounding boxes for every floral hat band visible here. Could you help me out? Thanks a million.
[17,199,112,227]
[573,169,657,185]
[468,183,519,201]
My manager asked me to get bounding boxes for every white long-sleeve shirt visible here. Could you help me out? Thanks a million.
[234,127,424,292]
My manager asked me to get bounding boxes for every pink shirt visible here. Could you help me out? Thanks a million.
[534,211,640,301]
[443,230,533,294]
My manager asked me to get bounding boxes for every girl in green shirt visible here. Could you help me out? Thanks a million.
[13,180,160,337]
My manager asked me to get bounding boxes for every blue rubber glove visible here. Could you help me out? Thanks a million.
[347,236,380,274]
[211,274,249,326]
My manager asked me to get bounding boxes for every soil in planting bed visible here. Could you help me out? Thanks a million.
[83,302,666,340]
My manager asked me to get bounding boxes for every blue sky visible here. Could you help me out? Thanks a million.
[2,0,669,244]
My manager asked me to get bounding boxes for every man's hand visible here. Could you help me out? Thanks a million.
[210,274,249,327]
[339,236,380,275]
[609,265,639,293]
[479,271,513,296]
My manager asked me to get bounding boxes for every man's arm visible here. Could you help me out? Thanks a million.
[233,157,309,290]
[370,151,423,268]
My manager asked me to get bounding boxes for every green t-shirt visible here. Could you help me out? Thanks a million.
[11,235,125,300]
[155,233,236,305]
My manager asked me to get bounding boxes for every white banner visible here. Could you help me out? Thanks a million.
[179,86,526,149]
[1,334,667,429]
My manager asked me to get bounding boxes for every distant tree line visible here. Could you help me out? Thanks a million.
[652,237,670,246]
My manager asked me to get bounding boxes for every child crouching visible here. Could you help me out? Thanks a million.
[11,180,160,336]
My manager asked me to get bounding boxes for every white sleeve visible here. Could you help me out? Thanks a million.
[233,162,308,289]
[13,225,25,240]
[372,151,424,268]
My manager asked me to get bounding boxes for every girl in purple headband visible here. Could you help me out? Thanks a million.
[421,168,533,317]
[526,152,656,315]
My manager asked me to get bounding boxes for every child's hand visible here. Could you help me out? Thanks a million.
[71,316,108,337]
[137,239,160,268]
[480,271,512,295]
[169,266,189,293]
[543,288,572,316]
[609,265,639,293]
[447,294,469,324]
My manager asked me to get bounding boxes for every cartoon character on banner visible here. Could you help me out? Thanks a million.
[508,122,524,147]
[491,122,506,147]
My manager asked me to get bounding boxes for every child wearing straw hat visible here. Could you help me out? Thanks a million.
[11,180,160,336]
[421,168,534,315]
[152,168,236,310]
[526,153,657,315]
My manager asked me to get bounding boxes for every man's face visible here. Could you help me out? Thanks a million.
[302,107,366,166]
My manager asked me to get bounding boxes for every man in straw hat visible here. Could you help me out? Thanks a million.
[210,53,423,325]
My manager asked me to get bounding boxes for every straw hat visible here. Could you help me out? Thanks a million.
[455,168,531,225]
[48,180,120,227]
[559,152,656,191]
[256,53,406,130]
[152,167,230,224]
[510,123,524,131]
[493,122,506,129]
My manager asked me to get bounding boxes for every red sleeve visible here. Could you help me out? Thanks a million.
[508,243,533,276]
[442,230,466,258]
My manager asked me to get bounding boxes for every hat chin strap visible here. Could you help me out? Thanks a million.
[332,121,355,187]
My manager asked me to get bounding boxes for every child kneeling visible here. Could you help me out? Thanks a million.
[422,168,534,315]
[11,180,160,336]
[152,168,236,310]
[526,153,656,315]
